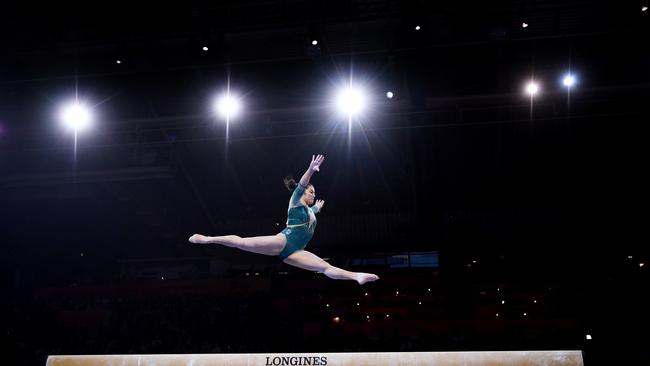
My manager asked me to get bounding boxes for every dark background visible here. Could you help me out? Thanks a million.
[1,1,648,365]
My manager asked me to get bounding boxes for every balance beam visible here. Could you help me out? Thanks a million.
[47,351,583,366]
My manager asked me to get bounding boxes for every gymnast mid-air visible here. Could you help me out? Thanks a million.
[189,154,379,285]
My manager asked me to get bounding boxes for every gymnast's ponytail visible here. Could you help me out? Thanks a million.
[283,175,298,191]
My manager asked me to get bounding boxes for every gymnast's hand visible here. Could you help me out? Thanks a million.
[309,154,325,172]
[315,199,325,212]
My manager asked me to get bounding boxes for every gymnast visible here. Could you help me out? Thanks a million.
[190,154,379,285]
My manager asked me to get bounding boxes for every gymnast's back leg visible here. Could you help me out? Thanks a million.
[189,233,287,256]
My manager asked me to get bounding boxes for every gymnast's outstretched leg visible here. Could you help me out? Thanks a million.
[189,233,286,256]
[284,249,379,285]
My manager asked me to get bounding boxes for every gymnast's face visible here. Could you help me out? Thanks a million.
[302,185,316,205]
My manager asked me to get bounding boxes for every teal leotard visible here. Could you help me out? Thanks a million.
[278,184,319,260]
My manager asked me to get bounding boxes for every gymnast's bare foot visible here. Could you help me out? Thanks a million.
[356,273,379,285]
[189,234,211,244]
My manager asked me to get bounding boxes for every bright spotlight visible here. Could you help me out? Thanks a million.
[522,22,529,28]
[215,94,241,119]
[116,60,122,64]
[415,25,421,30]
[336,86,366,117]
[202,46,209,51]
[563,74,576,88]
[526,81,539,96]
[59,101,93,131]
[386,91,394,99]
[642,6,648,11]
[311,40,318,45]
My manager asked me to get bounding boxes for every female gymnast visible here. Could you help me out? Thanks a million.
[189,154,379,285]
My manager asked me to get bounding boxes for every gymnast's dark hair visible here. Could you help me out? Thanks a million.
[283,176,298,191]
[284,175,312,191]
